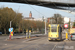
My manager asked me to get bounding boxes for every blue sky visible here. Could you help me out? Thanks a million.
[0,2,75,21]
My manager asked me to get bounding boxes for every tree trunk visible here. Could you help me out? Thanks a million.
[18,25,20,34]
[4,28,6,34]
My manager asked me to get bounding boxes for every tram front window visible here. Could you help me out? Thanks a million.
[51,27,57,32]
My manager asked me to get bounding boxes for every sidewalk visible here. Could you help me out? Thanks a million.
[7,34,46,40]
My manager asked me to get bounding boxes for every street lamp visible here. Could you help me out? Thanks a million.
[9,6,20,39]
[45,18,47,35]
[42,16,47,35]
[42,16,44,34]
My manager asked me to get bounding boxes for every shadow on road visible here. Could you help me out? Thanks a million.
[49,38,65,42]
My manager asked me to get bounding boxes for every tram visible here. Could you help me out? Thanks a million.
[48,24,62,41]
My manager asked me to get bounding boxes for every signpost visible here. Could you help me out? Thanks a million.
[9,28,13,40]
[9,28,13,32]
[64,24,68,28]
[64,24,68,40]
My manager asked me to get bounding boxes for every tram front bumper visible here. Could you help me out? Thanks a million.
[48,37,60,40]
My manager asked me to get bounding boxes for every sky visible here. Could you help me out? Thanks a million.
[0,2,75,21]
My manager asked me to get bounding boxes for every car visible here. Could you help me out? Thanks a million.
[71,33,75,40]
[0,32,2,35]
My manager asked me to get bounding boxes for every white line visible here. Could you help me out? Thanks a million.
[52,44,58,50]
[4,44,7,45]
[22,39,30,43]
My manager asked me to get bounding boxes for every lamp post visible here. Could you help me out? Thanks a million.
[22,17,24,34]
[42,16,44,34]
[9,21,11,40]
[10,21,11,28]
[45,18,47,35]
[9,6,20,40]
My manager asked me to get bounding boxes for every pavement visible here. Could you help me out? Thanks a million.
[0,33,75,50]
[0,34,44,40]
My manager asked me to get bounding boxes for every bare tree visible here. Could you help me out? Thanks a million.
[53,14,64,24]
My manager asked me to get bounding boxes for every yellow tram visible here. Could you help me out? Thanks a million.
[48,24,62,41]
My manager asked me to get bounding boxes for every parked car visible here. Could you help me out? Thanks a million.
[71,33,75,40]
[0,32,2,35]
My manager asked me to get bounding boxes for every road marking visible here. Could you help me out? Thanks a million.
[52,44,57,50]
[19,44,34,50]
[43,43,47,46]
[5,44,7,45]
[22,39,30,43]
[36,48,38,50]
[22,37,41,43]
[22,37,47,50]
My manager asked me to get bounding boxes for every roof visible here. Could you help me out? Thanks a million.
[24,17,34,19]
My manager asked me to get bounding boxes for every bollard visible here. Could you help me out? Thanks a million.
[29,33,31,38]
[29,35,30,38]
[26,29,28,39]
[9,34,11,40]
[26,33,28,39]
[29,30,31,38]
[66,33,68,40]
[26,36,27,39]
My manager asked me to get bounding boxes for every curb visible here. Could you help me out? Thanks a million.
[6,34,46,40]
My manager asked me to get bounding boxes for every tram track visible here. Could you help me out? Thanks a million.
[19,37,47,50]
[0,35,68,50]
[51,41,66,50]
[0,36,47,50]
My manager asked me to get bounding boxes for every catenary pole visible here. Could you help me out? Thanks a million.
[45,18,47,35]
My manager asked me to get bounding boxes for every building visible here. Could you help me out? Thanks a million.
[47,17,55,24]
[24,11,34,20]
[29,11,32,18]
[63,17,70,24]
[24,11,44,21]
[34,18,44,21]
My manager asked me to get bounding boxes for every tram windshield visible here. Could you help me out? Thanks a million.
[51,27,57,32]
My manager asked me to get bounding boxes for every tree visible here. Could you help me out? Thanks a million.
[19,19,45,32]
[68,21,70,29]
[73,20,75,28]
[0,7,23,34]
[52,14,64,24]
[0,7,46,34]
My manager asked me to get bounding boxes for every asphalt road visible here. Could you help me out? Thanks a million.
[0,34,75,50]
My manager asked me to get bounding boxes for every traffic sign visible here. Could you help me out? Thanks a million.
[9,28,11,32]
[11,32,13,36]
[64,24,68,28]
[9,28,13,32]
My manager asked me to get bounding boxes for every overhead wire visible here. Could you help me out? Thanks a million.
[11,0,75,18]
[23,0,59,19]
[23,0,47,18]
[11,6,20,22]
[10,0,75,12]
[56,2,75,21]
[23,0,62,19]
[48,0,58,14]
[10,0,75,24]
[49,0,75,17]
[11,0,73,16]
